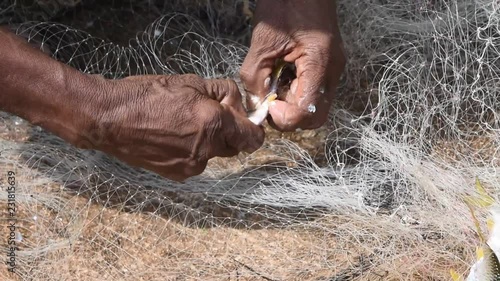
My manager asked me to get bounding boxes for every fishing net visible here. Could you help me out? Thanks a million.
[1,0,499,280]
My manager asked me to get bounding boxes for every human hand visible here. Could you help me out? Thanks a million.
[0,27,262,181]
[240,0,346,131]
[76,74,264,181]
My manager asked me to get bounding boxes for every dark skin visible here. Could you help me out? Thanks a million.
[0,0,346,181]
[241,0,346,131]
[0,27,264,181]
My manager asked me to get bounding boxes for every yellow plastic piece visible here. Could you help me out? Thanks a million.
[450,269,463,281]
[266,93,278,103]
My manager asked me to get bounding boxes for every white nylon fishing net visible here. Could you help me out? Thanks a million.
[1,0,499,280]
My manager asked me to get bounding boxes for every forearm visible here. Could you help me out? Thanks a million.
[0,27,109,145]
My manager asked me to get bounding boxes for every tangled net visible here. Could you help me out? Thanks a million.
[1,0,499,280]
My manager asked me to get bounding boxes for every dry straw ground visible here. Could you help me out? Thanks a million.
[1,0,500,280]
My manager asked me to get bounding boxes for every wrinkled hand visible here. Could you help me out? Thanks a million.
[0,28,263,181]
[77,74,264,181]
[240,0,346,131]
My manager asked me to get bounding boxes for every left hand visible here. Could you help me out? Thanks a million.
[75,74,265,181]
[240,0,346,131]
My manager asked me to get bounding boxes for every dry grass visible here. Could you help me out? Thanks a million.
[0,116,486,280]
[2,0,500,280]
[0,162,475,281]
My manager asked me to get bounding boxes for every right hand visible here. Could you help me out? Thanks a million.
[74,74,264,181]
[240,0,346,131]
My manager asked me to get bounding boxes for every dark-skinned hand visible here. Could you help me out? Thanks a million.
[241,0,346,131]
[0,28,264,181]
[78,75,264,181]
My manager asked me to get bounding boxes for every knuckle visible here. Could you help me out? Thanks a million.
[241,128,264,153]
[182,74,205,91]
[310,36,333,53]
[187,160,207,177]
[313,49,331,68]
[206,79,241,102]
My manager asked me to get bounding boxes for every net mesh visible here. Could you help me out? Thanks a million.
[1,0,499,280]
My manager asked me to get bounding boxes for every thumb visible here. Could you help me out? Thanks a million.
[204,78,247,114]
[222,105,265,154]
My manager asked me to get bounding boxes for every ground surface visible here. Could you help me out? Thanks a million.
[1,0,497,280]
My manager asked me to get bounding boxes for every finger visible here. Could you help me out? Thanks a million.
[292,52,345,129]
[114,155,190,182]
[268,95,331,131]
[215,147,240,158]
[267,100,309,131]
[204,79,246,115]
[222,105,265,154]
[240,51,274,99]
[292,54,328,110]
[270,50,332,130]
[240,31,291,107]
[145,158,208,182]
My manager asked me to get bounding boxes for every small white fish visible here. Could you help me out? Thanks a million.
[246,59,293,125]
[247,93,277,125]
[451,178,500,281]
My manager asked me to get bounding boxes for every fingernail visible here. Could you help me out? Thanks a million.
[269,101,276,107]
[264,77,271,88]
[291,80,298,94]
